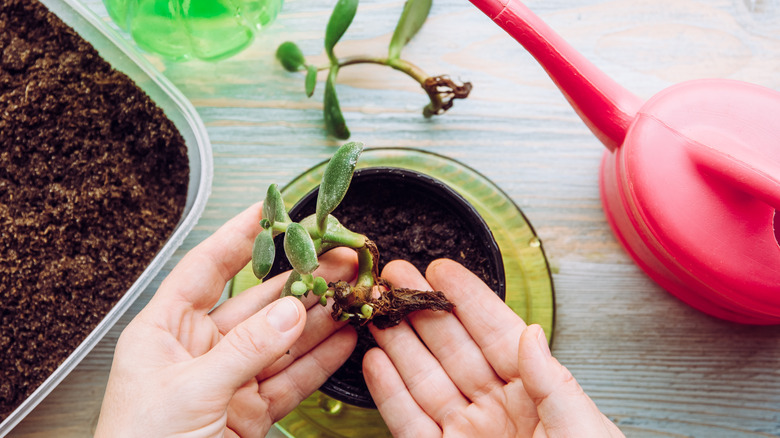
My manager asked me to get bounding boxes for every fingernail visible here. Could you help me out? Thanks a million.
[267,298,300,332]
[536,325,551,358]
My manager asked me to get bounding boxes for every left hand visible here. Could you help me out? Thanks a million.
[94,203,358,438]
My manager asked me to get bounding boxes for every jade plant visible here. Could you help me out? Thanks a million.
[251,142,453,328]
[275,0,472,139]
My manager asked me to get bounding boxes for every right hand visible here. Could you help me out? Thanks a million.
[363,258,625,438]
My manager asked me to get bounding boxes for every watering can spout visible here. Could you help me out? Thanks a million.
[470,0,643,151]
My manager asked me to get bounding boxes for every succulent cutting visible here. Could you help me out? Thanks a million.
[251,142,453,328]
[275,0,472,139]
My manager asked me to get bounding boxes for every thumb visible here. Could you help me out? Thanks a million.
[519,324,620,438]
[194,297,306,396]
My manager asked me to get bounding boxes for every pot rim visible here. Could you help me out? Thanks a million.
[297,165,507,297]
[278,166,506,408]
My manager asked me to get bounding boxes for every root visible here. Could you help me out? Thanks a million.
[330,279,454,329]
[422,75,473,115]
[370,287,454,329]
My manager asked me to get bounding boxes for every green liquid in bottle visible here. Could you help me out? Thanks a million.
[104,0,283,61]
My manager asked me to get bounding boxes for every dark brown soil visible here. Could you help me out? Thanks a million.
[335,181,500,292]
[0,0,189,420]
[271,168,504,408]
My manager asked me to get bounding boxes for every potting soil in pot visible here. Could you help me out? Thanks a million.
[0,0,189,420]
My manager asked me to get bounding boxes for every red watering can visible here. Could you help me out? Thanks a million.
[470,0,780,324]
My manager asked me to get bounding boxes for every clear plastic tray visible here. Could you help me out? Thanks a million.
[0,0,213,433]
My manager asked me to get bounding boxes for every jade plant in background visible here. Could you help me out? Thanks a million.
[252,142,453,328]
[275,0,472,139]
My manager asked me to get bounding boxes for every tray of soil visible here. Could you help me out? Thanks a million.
[231,147,552,437]
[0,0,212,433]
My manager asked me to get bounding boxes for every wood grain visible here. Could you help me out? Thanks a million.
[9,0,780,436]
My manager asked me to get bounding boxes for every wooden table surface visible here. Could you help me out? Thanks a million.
[9,0,780,436]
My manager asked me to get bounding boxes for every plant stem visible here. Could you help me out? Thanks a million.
[323,56,445,116]
[339,56,426,82]
[323,227,366,249]
[355,245,375,289]
[271,221,290,234]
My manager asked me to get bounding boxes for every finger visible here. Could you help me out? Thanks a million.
[225,380,269,438]
[260,326,358,421]
[150,202,264,313]
[257,300,350,380]
[210,247,358,333]
[426,258,527,381]
[383,260,504,401]
[380,259,430,290]
[363,348,441,438]
[373,261,469,420]
[369,319,469,425]
[519,325,622,437]
[192,297,306,396]
[210,270,291,332]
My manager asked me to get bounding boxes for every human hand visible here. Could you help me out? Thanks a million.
[363,259,624,438]
[94,203,358,438]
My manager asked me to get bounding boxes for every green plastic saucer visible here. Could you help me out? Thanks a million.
[231,147,554,437]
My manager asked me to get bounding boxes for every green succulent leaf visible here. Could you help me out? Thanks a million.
[305,65,318,98]
[282,270,302,297]
[324,0,358,63]
[276,41,307,72]
[290,280,308,296]
[323,66,350,139]
[284,222,319,275]
[360,303,374,319]
[388,0,432,60]
[251,228,275,280]
[263,184,290,225]
[299,213,365,250]
[315,141,363,234]
[312,276,329,296]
